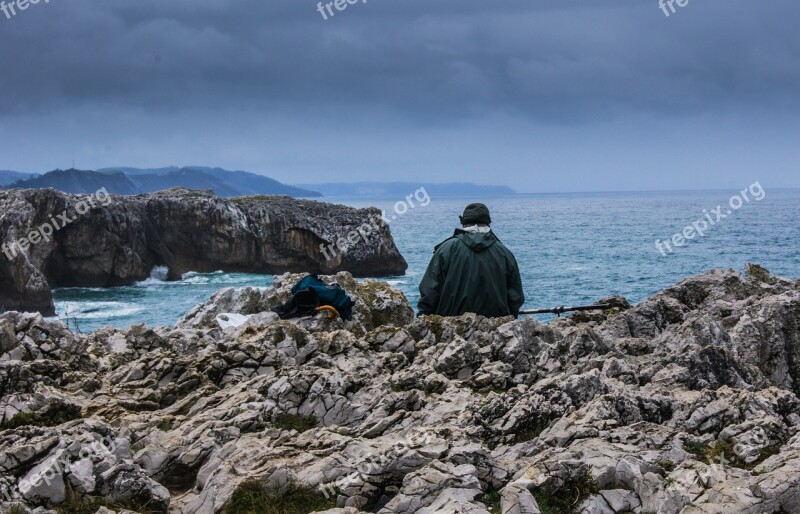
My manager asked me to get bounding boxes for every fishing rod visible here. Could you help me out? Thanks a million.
[520,304,613,317]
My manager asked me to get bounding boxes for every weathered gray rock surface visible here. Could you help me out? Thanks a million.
[0,188,407,314]
[1,264,799,514]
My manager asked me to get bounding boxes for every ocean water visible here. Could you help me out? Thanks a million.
[52,190,800,332]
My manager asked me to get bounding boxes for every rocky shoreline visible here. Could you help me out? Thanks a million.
[0,188,407,315]
[1,264,799,514]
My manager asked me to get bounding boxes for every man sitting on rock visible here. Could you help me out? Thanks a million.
[418,203,525,318]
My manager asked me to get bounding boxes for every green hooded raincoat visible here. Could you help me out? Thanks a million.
[418,229,525,318]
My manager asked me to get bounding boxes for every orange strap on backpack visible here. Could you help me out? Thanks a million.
[314,305,340,319]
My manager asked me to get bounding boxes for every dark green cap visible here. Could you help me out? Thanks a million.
[459,203,491,225]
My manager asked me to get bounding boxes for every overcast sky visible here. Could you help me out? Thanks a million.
[0,0,798,193]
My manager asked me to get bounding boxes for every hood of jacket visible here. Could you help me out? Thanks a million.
[454,229,498,252]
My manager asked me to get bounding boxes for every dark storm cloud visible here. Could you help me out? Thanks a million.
[2,0,798,122]
[0,0,798,192]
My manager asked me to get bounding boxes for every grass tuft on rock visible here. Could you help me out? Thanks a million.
[687,439,781,471]
[224,481,335,514]
[0,403,82,431]
[684,439,711,458]
[531,470,599,514]
[56,485,166,514]
[57,487,112,514]
[272,413,318,432]
[658,459,676,473]
[478,489,502,514]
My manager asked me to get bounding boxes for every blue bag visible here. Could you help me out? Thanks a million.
[290,274,355,320]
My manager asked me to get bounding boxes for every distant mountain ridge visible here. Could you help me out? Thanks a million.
[7,169,140,195]
[0,170,36,186]
[3,169,515,198]
[297,182,516,197]
[123,169,241,197]
[4,167,322,198]
[100,166,322,197]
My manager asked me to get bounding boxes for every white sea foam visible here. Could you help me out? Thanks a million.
[182,271,226,284]
[150,266,169,281]
[55,301,144,320]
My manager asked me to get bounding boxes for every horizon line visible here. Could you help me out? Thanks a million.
[5,167,798,196]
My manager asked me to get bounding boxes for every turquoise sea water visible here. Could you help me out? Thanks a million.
[52,190,800,332]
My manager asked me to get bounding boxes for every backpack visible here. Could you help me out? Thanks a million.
[272,275,355,320]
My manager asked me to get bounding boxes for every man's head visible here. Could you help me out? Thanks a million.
[460,203,491,227]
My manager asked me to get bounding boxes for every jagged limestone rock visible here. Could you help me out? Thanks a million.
[0,266,799,513]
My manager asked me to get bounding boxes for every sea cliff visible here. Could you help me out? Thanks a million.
[0,188,407,315]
